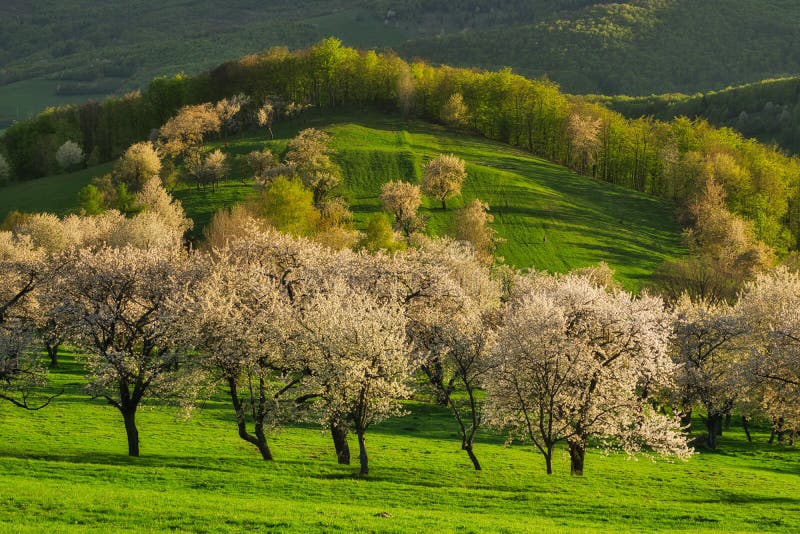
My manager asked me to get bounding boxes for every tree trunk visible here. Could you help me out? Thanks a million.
[568,441,585,476]
[227,376,272,461]
[742,416,752,443]
[434,387,450,406]
[705,414,722,448]
[464,444,481,471]
[679,406,693,429]
[46,343,59,368]
[122,408,140,457]
[421,360,450,406]
[357,429,369,476]
[441,199,447,211]
[724,412,731,431]
[331,423,351,465]
[545,446,554,475]
[254,421,274,461]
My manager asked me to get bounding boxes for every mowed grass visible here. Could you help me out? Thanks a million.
[205,110,685,290]
[1,353,799,533]
[0,110,684,289]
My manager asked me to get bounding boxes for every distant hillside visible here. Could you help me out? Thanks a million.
[0,111,684,290]
[590,77,800,155]
[389,0,800,96]
[2,0,800,123]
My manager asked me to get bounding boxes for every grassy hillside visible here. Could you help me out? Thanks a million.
[3,0,800,123]
[590,76,800,155]
[0,80,108,133]
[1,353,799,532]
[0,111,684,290]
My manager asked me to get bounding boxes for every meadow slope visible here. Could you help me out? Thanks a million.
[0,111,684,289]
[1,354,799,533]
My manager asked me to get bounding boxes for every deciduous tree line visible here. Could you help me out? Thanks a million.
[2,184,799,477]
[3,39,800,251]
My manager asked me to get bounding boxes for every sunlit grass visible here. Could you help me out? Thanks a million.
[1,354,799,532]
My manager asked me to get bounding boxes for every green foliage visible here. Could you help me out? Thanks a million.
[114,183,139,215]
[4,39,798,255]
[248,176,320,237]
[594,75,800,155]
[385,0,800,95]
[360,213,405,252]
[2,39,800,252]
[76,184,104,215]
[3,0,800,109]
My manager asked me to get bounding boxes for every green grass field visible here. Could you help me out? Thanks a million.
[0,79,107,133]
[0,162,114,215]
[2,353,799,533]
[0,110,683,290]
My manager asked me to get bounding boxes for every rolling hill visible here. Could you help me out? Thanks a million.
[0,109,684,290]
[590,76,800,155]
[3,0,800,127]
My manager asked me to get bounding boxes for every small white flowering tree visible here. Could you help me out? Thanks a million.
[55,141,85,171]
[486,272,692,475]
[434,298,497,470]
[672,295,744,448]
[0,232,60,409]
[380,180,423,237]
[422,154,466,210]
[55,245,196,456]
[297,280,414,476]
[737,268,800,438]
[181,237,305,461]
[284,128,341,206]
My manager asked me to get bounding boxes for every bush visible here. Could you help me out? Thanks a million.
[77,184,105,215]
[247,176,320,237]
[360,213,405,253]
[55,141,85,171]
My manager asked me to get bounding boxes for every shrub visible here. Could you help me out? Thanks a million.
[55,141,85,171]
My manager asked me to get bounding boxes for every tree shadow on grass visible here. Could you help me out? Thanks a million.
[0,447,237,473]
[744,463,800,476]
[689,491,800,505]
